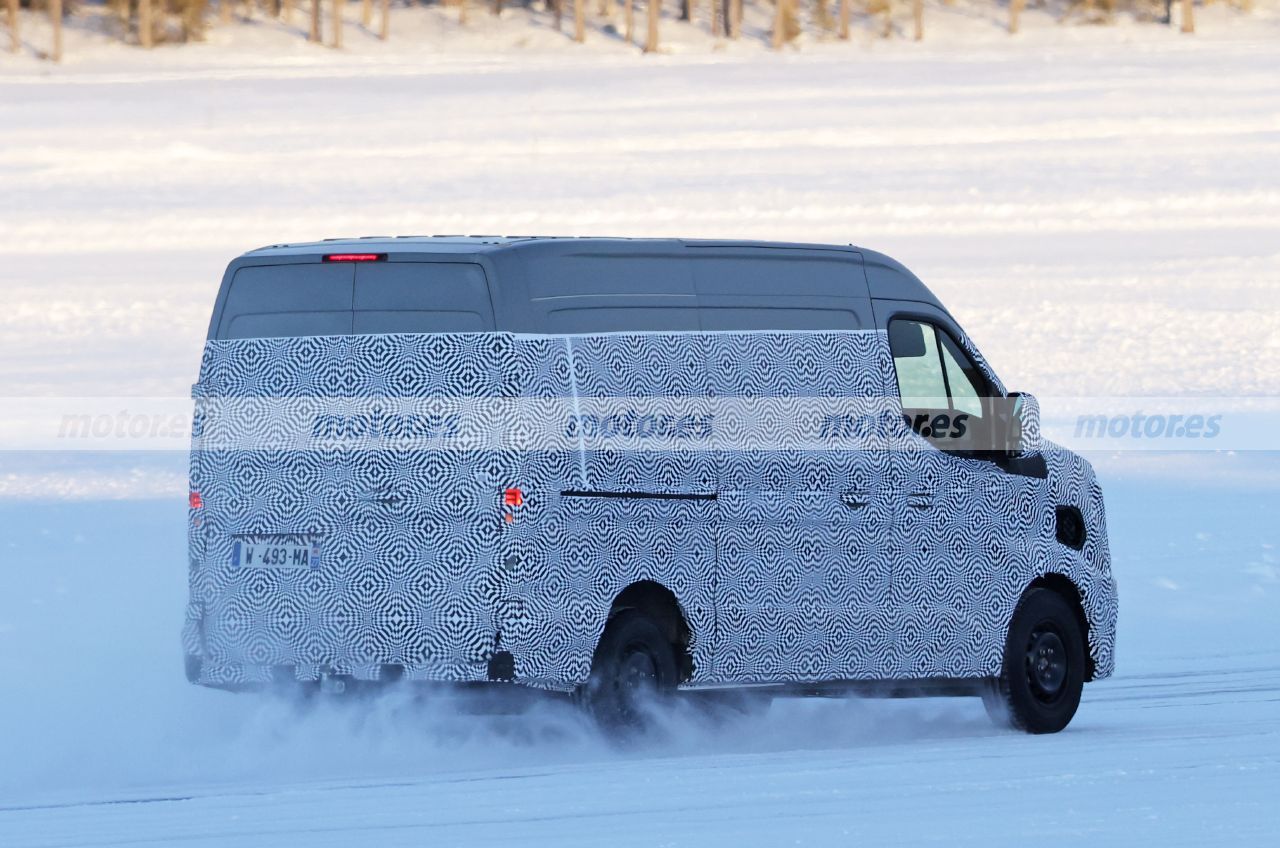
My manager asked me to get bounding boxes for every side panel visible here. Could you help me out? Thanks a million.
[708,331,897,682]
[498,333,719,688]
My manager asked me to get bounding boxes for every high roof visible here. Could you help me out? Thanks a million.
[242,235,868,258]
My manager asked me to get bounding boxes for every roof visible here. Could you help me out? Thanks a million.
[242,235,867,259]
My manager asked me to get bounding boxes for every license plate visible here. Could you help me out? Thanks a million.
[231,536,320,570]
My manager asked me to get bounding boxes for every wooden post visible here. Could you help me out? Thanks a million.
[379,0,389,37]
[331,0,343,46]
[573,0,584,40]
[729,0,740,38]
[1180,0,1194,31]
[912,0,922,39]
[644,0,658,52]
[50,0,62,61]
[624,0,633,41]
[7,0,18,54]
[309,0,321,39]
[140,0,153,47]
[838,0,849,38]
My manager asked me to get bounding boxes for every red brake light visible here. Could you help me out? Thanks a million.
[503,488,524,507]
[189,491,203,509]
[323,253,386,263]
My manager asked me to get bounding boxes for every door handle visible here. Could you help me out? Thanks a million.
[907,492,933,509]
[840,491,870,509]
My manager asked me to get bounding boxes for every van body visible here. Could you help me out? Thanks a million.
[184,237,1117,732]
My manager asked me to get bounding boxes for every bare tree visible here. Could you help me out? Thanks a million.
[6,0,18,54]
[838,0,850,38]
[729,0,740,38]
[711,0,719,36]
[772,0,798,49]
[331,0,343,46]
[625,0,634,42]
[1180,0,1193,32]
[644,0,659,52]
[554,0,562,30]
[310,0,322,40]
[1009,0,1024,33]
[380,0,389,37]
[913,0,922,39]
[140,0,153,47]
[283,0,293,23]
[221,0,232,22]
[50,0,62,61]
[573,0,584,41]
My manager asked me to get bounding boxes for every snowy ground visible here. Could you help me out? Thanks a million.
[1,21,1279,847]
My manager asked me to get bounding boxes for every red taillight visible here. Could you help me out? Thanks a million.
[189,491,203,509]
[503,487,524,507]
[323,253,386,263]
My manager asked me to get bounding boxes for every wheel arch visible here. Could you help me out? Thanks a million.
[605,580,694,684]
[1025,573,1095,681]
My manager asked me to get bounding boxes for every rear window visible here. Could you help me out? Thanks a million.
[215,261,494,339]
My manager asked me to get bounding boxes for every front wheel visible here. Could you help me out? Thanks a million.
[580,610,679,732]
[983,588,1086,734]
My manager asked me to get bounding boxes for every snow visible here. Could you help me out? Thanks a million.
[2,17,1279,846]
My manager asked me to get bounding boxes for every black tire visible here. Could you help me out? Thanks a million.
[581,610,679,732]
[983,588,1086,734]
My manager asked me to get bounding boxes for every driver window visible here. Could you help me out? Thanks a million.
[889,318,991,454]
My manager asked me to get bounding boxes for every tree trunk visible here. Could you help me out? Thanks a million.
[554,0,562,30]
[309,0,321,39]
[644,0,658,52]
[221,0,232,22]
[49,0,62,61]
[573,0,584,40]
[7,0,18,54]
[912,0,922,39]
[729,0,740,38]
[711,0,719,36]
[882,0,892,37]
[379,0,389,37]
[331,0,343,46]
[838,0,849,38]
[771,0,789,49]
[361,0,371,24]
[624,0,633,41]
[1009,0,1023,33]
[283,0,293,23]
[1180,0,1193,31]
[139,0,153,47]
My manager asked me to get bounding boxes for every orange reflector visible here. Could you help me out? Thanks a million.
[503,487,524,507]
[189,491,203,509]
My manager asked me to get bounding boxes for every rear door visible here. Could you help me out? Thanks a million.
[194,259,512,684]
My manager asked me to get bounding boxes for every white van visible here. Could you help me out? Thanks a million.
[184,237,1117,734]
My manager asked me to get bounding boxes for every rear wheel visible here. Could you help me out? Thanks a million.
[984,588,1086,734]
[581,610,678,732]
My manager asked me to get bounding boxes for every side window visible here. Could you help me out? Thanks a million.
[888,318,991,454]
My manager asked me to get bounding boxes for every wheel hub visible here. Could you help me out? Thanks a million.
[1025,626,1068,702]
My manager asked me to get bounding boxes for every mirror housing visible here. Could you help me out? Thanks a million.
[1005,391,1042,458]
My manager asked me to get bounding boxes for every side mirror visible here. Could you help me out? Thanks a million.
[1006,391,1042,458]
